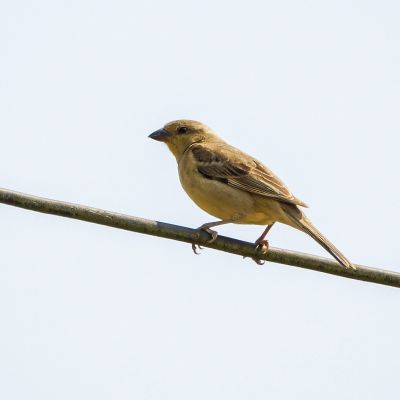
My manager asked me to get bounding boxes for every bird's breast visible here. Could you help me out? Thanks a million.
[178,152,258,222]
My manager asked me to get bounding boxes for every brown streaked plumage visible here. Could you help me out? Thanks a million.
[149,119,355,269]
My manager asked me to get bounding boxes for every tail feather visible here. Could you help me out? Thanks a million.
[282,205,355,270]
[300,217,355,270]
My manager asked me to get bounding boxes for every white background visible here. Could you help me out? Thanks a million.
[1,1,399,399]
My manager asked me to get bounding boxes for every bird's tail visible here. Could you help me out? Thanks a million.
[282,204,355,270]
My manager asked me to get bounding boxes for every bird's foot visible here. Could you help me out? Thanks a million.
[255,239,269,254]
[199,224,219,243]
[191,225,219,255]
[252,239,269,265]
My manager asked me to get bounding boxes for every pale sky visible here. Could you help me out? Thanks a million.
[1,1,400,399]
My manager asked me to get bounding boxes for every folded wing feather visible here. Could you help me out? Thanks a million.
[192,144,308,208]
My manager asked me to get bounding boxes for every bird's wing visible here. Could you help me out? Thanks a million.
[191,144,308,207]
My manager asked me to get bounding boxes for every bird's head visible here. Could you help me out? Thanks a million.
[149,120,220,160]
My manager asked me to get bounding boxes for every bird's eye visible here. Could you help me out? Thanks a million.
[177,126,188,134]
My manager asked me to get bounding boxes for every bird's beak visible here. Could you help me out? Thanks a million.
[148,128,170,142]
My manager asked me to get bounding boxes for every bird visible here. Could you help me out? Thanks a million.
[149,119,354,269]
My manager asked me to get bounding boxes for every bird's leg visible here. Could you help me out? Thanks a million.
[192,218,238,254]
[252,223,275,265]
[255,223,275,251]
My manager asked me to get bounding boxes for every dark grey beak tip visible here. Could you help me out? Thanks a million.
[148,128,169,142]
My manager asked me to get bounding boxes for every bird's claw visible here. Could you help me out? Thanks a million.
[252,258,265,265]
[192,243,204,255]
[191,225,219,255]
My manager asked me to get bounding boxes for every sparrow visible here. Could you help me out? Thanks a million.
[149,119,354,269]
